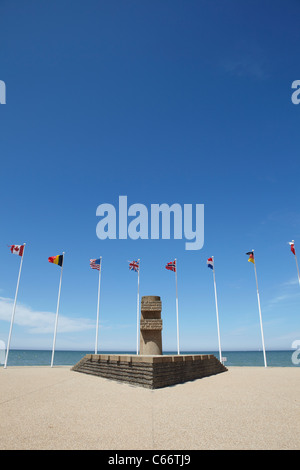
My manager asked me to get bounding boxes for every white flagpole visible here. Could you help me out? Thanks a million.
[212,257,222,363]
[4,244,26,369]
[136,259,140,355]
[295,255,300,287]
[252,250,267,368]
[175,258,180,355]
[95,257,102,355]
[51,253,64,368]
[291,241,300,287]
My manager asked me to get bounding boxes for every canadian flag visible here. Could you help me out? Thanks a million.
[9,244,24,256]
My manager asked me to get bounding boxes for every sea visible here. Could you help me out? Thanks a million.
[1,349,299,367]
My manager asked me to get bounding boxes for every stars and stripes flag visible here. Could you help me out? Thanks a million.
[165,260,176,272]
[90,258,101,271]
[9,244,25,257]
[90,257,102,354]
[129,260,139,272]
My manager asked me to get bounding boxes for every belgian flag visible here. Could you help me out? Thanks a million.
[246,251,255,264]
[48,254,64,267]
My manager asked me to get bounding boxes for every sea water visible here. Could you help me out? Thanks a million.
[1,349,299,367]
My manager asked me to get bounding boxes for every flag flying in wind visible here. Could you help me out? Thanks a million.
[9,245,24,257]
[289,241,296,255]
[48,254,64,267]
[207,257,214,270]
[129,260,139,272]
[90,258,101,270]
[246,251,255,264]
[166,260,176,272]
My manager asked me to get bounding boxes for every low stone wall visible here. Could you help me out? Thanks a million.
[72,354,227,389]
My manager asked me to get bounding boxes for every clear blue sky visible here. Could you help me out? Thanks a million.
[1,0,300,352]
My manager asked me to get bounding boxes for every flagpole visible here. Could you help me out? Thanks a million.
[51,252,64,368]
[175,258,180,355]
[4,244,26,369]
[295,254,300,287]
[212,256,222,363]
[95,257,102,355]
[136,259,140,355]
[252,250,267,368]
[292,241,300,286]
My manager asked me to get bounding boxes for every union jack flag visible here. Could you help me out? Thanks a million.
[129,260,139,272]
[165,260,176,272]
[90,258,101,271]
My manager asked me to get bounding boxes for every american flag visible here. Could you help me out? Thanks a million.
[90,258,101,271]
[165,260,176,272]
[129,260,139,272]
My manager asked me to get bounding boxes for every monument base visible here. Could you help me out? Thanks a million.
[72,354,227,389]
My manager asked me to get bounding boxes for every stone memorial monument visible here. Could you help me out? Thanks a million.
[72,294,227,388]
[139,296,162,355]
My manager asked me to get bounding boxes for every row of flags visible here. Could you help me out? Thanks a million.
[3,240,300,368]
[9,245,175,273]
[8,243,298,266]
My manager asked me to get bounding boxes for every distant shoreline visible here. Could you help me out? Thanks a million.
[3,348,295,352]
[1,349,298,368]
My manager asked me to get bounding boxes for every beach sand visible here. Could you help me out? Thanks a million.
[0,366,299,450]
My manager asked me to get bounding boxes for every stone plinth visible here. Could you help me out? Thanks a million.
[72,354,227,389]
[140,296,162,355]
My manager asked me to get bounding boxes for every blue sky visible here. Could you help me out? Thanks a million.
[0,0,300,353]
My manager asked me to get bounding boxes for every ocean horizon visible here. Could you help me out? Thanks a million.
[1,349,299,368]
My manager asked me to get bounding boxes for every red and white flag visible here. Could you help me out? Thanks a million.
[289,241,296,255]
[9,245,24,256]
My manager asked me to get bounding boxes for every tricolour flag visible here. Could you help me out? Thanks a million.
[48,254,64,267]
[207,257,214,270]
[246,251,255,264]
[9,245,24,257]
[129,260,139,272]
[166,260,176,272]
[90,258,101,270]
[289,241,296,255]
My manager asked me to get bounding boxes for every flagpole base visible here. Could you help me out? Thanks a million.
[72,353,227,389]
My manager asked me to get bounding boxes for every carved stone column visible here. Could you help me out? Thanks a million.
[140,296,162,355]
